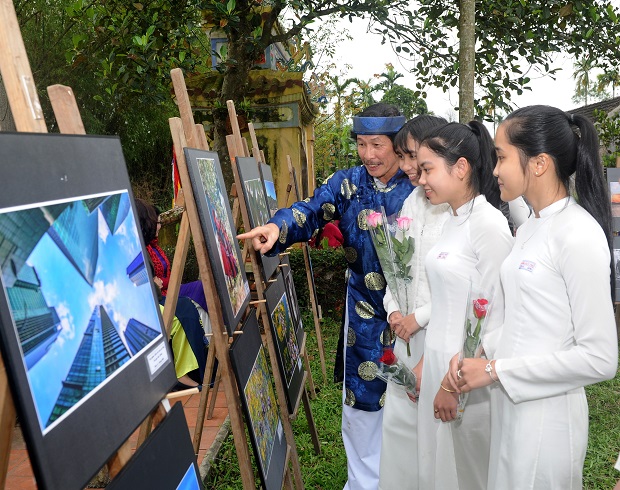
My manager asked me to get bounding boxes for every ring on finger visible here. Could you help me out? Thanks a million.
[457,369,462,379]
[434,409,439,413]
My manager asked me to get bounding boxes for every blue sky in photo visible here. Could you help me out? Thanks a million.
[264,181,276,201]
[175,463,201,490]
[21,192,163,430]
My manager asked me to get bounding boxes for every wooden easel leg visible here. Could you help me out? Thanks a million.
[302,244,327,384]
[192,339,218,453]
[207,365,222,420]
[283,467,294,490]
[0,2,48,485]
[302,349,317,399]
[136,412,154,448]
[106,439,134,480]
[0,356,15,490]
[301,390,321,455]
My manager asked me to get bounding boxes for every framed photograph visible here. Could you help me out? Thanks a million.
[259,163,279,218]
[614,237,620,302]
[236,157,280,281]
[607,168,620,220]
[264,274,305,414]
[107,403,202,490]
[0,132,176,490]
[279,254,302,336]
[184,148,250,334]
[229,309,287,490]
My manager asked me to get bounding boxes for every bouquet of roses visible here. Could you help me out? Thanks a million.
[455,282,493,422]
[376,348,418,398]
[367,207,415,355]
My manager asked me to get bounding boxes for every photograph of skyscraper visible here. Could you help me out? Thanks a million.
[0,191,165,433]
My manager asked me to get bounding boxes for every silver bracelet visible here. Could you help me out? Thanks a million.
[485,361,499,383]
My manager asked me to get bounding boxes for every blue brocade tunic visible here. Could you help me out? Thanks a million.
[267,166,413,411]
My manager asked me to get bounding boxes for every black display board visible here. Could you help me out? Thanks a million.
[264,274,305,414]
[608,168,620,236]
[107,402,202,489]
[184,148,250,334]
[0,132,176,490]
[236,156,280,281]
[229,309,287,489]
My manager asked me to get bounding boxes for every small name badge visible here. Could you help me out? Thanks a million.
[519,260,536,272]
[146,341,169,377]
[437,252,449,259]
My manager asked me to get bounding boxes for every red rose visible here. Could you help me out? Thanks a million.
[473,298,489,319]
[379,349,397,366]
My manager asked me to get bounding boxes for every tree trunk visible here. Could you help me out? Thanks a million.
[458,0,476,123]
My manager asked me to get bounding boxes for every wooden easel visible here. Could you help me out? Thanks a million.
[244,122,318,399]
[0,3,48,486]
[284,155,328,384]
[0,6,200,487]
[227,101,321,457]
[168,68,306,488]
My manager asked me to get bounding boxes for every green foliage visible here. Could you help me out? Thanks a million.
[381,85,428,119]
[313,118,358,183]
[596,69,620,99]
[288,247,347,319]
[572,56,601,106]
[205,312,348,488]
[595,109,620,168]
[380,0,620,119]
[64,0,207,105]
[584,372,620,489]
[14,0,179,204]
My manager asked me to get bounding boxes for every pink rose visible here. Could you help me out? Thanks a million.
[396,216,413,231]
[366,211,383,228]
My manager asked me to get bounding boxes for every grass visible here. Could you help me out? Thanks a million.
[584,372,620,489]
[206,309,620,489]
[205,312,347,489]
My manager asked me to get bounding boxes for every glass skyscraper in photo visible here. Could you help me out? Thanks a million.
[6,264,61,370]
[47,305,130,425]
[47,201,99,287]
[0,204,68,288]
[124,318,159,356]
[99,193,130,235]
[126,253,148,287]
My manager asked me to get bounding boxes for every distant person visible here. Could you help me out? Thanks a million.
[136,198,212,390]
[310,220,344,249]
[135,198,208,313]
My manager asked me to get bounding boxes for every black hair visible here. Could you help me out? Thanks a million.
[502,105,613,294]
[134,197,159,244]
[394,115,449,154]
[419,121,501,209]
[350,103,403,141]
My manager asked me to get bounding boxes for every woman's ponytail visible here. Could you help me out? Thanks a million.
[468,120,502,210]
[572,114,612,248]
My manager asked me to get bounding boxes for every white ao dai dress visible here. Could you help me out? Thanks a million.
[379,186,450,490]
[418,195,513,489]
[490,197,618,489]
